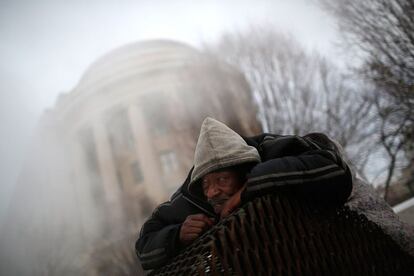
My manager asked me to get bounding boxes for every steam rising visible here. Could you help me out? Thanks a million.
[0,40,260,275]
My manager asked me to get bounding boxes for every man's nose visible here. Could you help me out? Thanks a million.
[206,183,220,199]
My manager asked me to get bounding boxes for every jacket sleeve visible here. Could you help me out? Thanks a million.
[135,202,183,270]
[242,135,353,205]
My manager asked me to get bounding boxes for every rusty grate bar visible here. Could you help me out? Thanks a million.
[151,193,414,275]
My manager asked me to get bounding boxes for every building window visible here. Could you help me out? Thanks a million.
[160,151,178,175]
[78,126,101,181]
[142,95,169,136]
[113,169,123,191]
[105,106,135,153]
[77,126,104,200]
[131,160,144,184]
[105,106,136,190]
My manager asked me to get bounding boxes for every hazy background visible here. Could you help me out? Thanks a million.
[0,0,341,225]
[1,0,414,275]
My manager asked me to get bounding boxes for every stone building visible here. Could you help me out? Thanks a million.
[0,39,261,275]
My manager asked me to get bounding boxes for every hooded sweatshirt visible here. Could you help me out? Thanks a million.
[189,117,261,189]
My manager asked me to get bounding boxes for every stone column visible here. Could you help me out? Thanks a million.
[129,102,168,202]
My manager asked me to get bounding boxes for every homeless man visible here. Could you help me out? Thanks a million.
[135,117,353,270]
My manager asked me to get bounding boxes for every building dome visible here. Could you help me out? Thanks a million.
[54,39,207,127]
[76,39,202,94]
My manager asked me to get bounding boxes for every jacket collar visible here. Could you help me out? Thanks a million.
[180,167,217,219]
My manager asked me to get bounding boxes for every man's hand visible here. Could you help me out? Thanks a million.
[220,185,245,218]
[179,214,214,245]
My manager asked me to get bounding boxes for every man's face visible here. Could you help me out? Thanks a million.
[202,170,244,214]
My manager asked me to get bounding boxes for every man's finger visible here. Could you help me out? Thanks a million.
[184,226,204,235]
[183,223,205,232]
[188,214,210,221]
[188,214,214,226]
[185,234,199,241]
[185,219,208,229]
[199,215,214,226]
[204,217,215,226]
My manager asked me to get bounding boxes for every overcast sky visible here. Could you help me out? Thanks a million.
[0,0,341,224]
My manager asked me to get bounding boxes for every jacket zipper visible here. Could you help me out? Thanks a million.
[182,194,218,219]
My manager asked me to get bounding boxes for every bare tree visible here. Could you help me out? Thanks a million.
[320,0,414,198]
[205,28,378,179]
[375,95,409,201]
[154,54,264,170]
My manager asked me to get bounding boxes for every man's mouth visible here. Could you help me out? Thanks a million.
[208,198,228,206]
[208,197,229,213]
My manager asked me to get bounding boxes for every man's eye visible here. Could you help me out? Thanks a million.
[218,177,227,183]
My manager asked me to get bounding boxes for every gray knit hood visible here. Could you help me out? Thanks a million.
[189,117,261,189]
